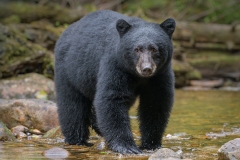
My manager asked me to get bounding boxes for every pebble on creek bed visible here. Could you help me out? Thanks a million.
[11,125,28,137]
[43,147,70,159]
[148,148,182,160]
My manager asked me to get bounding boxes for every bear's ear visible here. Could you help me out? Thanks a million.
[160,18,176,38]
[116,19,131,37]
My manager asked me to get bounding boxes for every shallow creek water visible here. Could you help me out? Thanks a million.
[0,90,240,159]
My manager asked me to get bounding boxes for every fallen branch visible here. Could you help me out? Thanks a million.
[173,21,240,50]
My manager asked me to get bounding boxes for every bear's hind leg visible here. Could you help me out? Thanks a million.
[56,80,92,146]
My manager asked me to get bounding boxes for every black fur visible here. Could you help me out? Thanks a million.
[54,10,175,154]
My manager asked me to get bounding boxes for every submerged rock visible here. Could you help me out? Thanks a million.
[148,148,182,160]
[218,138,240,160]
[165,132,191,140]
[0,99,59,132]
[43,147,69,159]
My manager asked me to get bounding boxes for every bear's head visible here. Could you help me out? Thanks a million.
[116,18,175,77]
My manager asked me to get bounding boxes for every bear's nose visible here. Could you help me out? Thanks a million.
[142,66,153,76]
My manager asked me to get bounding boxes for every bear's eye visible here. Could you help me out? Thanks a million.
[151,48,158,53]
[134,48,140,53]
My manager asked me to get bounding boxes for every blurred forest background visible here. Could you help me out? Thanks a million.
[0,2,240,159]
[0,0,240,98]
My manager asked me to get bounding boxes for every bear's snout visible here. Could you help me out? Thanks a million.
[136,52,156,77]
[142,65,153,76]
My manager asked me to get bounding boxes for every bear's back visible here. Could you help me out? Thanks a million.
[54,10,151,100]
[55,10,147,61]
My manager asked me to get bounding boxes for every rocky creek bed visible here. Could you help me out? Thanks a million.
[0,90,240,159]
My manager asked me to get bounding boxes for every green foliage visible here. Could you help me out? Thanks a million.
[55,21,60,27]
[1,0,239,24]
[125,0,167,11]
[83,3,97,13]
[2,15,21,24]
[121,0,240,24]
[0,2,82,25]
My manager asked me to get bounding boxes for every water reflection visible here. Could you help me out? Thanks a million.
[164,90,240,159]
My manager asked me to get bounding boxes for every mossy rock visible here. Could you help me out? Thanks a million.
[0,23,54,79]
[0,121,16,141]
[9,20,66,50]
[43,126,63,139]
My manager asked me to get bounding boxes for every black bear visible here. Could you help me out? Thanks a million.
[54,10,175,154]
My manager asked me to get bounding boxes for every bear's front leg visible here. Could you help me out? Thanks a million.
[94,68,142,154]
[138,71,174,150]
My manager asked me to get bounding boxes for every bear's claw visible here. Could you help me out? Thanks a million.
[111,144,143,154]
